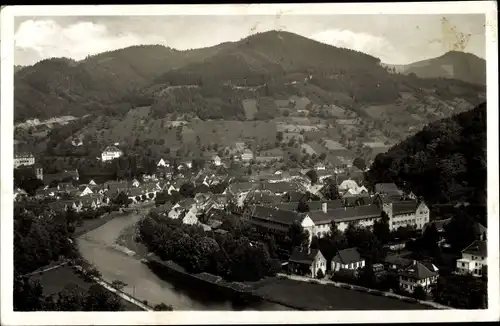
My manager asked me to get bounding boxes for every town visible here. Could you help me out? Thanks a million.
[13,130,488,310]
[9,9,490,316]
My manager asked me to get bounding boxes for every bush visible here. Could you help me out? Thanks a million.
[316,269,325,279]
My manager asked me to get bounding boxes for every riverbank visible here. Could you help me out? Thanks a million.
[143,256,434,311]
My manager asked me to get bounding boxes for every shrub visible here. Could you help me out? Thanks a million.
[316,269,325,279]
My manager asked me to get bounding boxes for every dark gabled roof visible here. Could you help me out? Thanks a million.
[392,200,419,215]
[249,205,304,225]
[246,190,281,204]
[289,247,322,264]
[332,248,363,264]
[462,240,487,257]
[308,204,381,224]
[398,260,437,280]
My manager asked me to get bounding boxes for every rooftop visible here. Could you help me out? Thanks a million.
[462,240,487,257]
[308,204,381,224]
[399,260,438,280]
[289,247,321,264]
[249,205,304,226]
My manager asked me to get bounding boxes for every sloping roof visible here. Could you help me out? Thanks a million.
[399,260,437,280]
[308,204,381,224]
[392,200,419,215]
[339,179,359,190]
[289,247,321,264]
[332,248,363,264]
[227,182,257,194]
[383,254,413,268]
[277,200,344,212]
[462,240,487,257]
[249,205,304,226]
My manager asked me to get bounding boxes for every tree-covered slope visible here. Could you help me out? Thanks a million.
[366,101,486,206]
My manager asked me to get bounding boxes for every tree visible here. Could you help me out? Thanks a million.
[113,191,131,208]
[444,213,477,253]
[297,201,310,213]
[179,183,196,198]
[13,276,45,311]
[305,169,318,184]
[316,269,325,279]
[353,157,367,170]
[276,131,284,142]
[373,211,391,244]
[322,183,340,200]
[412,285,427,300]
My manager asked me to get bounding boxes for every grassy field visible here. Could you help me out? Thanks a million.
[31,265,143,311]
[250,278,433,311]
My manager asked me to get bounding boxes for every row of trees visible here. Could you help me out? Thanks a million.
[138,213,279,282]
[14,276,125,311]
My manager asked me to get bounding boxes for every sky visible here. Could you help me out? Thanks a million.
[13,14,486,66]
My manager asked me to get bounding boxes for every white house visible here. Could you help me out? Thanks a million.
[331,248,365,272]
[314,163,326,171]
[382,200,430,231]
[456,240,487,277]
[212,155,222,166]
[398,260,439,293]
[14,152,35,168]
[241,149,254,161]
[157,158,169,167]
[288,247,327,278]
[101,145,123,162]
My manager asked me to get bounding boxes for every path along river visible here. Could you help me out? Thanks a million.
[76,208,292,311]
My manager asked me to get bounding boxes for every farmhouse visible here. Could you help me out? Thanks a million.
[455,240,487,277]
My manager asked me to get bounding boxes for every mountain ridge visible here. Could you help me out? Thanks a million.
[14,30,485,123]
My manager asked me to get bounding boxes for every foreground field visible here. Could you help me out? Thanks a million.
[250,278,433,311]
[31,265,143,311]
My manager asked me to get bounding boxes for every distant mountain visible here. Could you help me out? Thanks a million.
[383,51,486,85]
[366,101,486,206]
[14,30,486,122]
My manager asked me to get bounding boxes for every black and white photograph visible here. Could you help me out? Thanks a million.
[1,3,498,325]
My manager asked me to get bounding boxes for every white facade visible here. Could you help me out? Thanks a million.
[301,215,316,245]
[241,150,254,161]
[80,186,93,197]
[399,274,438,293]
[14,154,35,168]
[101,146,123,162]
[456,253,487,277]
[311,252,327,277]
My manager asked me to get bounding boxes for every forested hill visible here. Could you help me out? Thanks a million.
[366,101,486,206]
[384,51,486,86]
[14,30,486,122]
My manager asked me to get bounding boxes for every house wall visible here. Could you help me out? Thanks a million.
[312,254,327,277]
[399,275,437,292]
[183,208,199,225]
[456,253,487,277]
[331,260,365,272]
[301,215,315,244]
[385,202,429,231]
[14,156,35,168]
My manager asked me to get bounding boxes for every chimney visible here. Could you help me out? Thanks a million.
[322,202,327,213]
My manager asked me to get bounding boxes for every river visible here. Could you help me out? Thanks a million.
[76,209,292,311]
